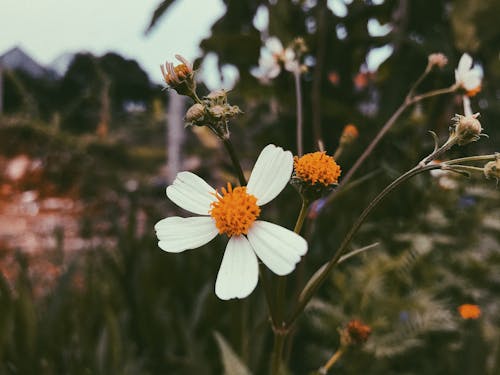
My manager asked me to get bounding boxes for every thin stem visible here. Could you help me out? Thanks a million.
[406,65,431,99]
[410,84,458,103]
[294,70,304,157]
[222,138,247,186]
[324,83,458,207]
[287,163,440,327]
[335,101,409,190]
[420,137,457,165]
[444,154,498,165]
[270,198,310,374]
[333,145,344,160]
[294,198,310,234]
[318,347,345,374]
[270,331,286,375]
[447,165,485,174]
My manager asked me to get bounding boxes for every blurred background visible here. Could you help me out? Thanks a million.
[0,0,499,374]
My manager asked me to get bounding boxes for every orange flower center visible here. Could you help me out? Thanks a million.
[294,151,341,186]
[209,183,260,237]
[174,64,190,80]
[458,304,481,319]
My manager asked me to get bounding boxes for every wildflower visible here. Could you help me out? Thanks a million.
[340,319,372,347]
[291,151,341,201]
[155,145,307,300]
[450,113,484,146]
[160,54,196,97]
[253,37,303,83]
[455,53,482,95]
[339,124,359,145]
[428,53,448,69]
[293,152,341,186]
[458,304,481,319]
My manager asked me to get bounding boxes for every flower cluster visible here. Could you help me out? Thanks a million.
[291,151,341,201]
[184,89,241,137]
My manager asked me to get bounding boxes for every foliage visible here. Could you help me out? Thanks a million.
[1,0,500,374]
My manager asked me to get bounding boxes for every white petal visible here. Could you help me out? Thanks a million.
[166,172,216,215]
[462,71,482,91]
[457,53,473,75]
[155,216,218,253]
[247,221,307,276]
[265,37,284,54]
[246,144,293,206]
[215,235,259,300]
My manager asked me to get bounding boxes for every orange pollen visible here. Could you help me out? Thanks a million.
[209,183,260,237]
[174,64,190,77]
[458,304,481,319]
[294,151,341,186]
[466,85,481,97]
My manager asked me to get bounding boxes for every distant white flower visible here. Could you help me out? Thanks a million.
[155,144,308,300]
[253,37,300,83]
[455,53,482,93]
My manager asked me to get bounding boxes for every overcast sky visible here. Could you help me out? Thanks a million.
[0,0,225,83]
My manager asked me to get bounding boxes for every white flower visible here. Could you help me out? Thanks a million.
[155,144,308,300]
[252,37,300,83]
[455,53,482,92]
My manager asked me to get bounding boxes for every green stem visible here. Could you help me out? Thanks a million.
[318,347,346,374]
[270,330,287,375]
[287,163,440,327]
[294,70,304,157]
[444,154,498,165]
[222,138,247,186]
[324,83,458,207]
[270,198,310,374]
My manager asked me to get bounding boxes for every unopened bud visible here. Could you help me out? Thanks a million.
[428,53,448,69]
[484,154,500,182]
[340,124,359,145]
[340,319,372,347]
[185,103,206,125]
[206,89,228,104]
[160,55,196,97]
[451,113,484,146]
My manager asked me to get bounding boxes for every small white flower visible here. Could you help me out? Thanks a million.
[252,37,300,83]
[455,53,482,92]
[155,144,308,300]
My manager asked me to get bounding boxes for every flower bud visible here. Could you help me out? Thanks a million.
[205,89,228,104]
[160,55,196,97]
[428,53,448,69]
[339,124,359,145]
[483,154,500,182]
[339,319,372,347]
[185,103,206,126]
[450,113,484,146]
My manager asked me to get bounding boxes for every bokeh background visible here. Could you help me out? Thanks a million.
[0,0,499,374]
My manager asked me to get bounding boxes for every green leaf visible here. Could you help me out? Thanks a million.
[145,0,177,34]
[214,331,252,375]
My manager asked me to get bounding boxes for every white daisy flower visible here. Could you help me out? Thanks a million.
[155,144,308,300]
[455,53,482,92]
